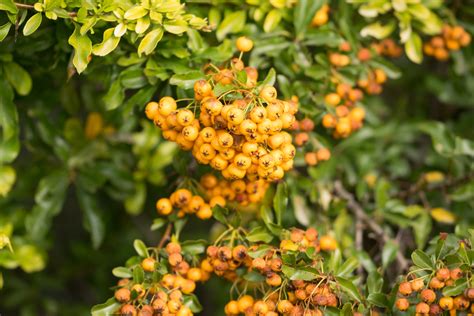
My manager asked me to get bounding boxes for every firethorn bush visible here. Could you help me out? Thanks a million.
[0,0,473,315]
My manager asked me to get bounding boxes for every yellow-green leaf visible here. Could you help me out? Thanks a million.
[135,17,150,34]
[405,32,422,64]
[137,27,163,56]
[92,28,120,56]
[124,6,148,20]
[430,208,456,224]
[0,23,11,41]
[0,165,16,196]
[68,25,92,74]
[263,9,281,33]
[163,20,188,34]
[23,13,42,36]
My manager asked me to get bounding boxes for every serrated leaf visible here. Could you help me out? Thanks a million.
[23,13,42,36]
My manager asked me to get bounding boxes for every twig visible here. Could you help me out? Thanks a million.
[334,181,409,271]
[397,172,474,199]
[15,2,77,17]
[157,223,173,249]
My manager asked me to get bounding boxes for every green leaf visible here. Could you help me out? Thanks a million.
[169,71,204,89]
[336,257,359,277]
[23,13,42,36]
[418,121,474,158]
[411,249,434,270]
[4,62,32,95]
[91,298,121,316]
[138,27,164,56]
[375,178,390,209]
[273,181,287,225]
[112,267,133,278]
[442,278,467,296]
[367,271,384,294]
[294,0,323,39]
[405,32,422,64]
[243,271,266,282]
[151,218,167,231]
[133,266,145,283]
[412,212,432,248]
[367,293,389,308]
[0,165,15,197]
[76,187,106,249]
[263,9,282,33]
[183,294,203,313]
[0,0,18,14]
[0,23,11,41]
[92,28,120,56]
[382,240,399,269]
[335,277,363,302]
[15,244,46,272]
[0,78,19,164]
[133,240,149,257]
[68,24,92,74]
[246,226,274,243]
[25,170,69,240]
[181,240,207,255]
[216,11,246,41]
[261,68,277,88]
[281,265,319,281]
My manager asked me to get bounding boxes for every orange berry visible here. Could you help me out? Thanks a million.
[398,281,413,296]
[236,36,253,52]
[395,298,409,311]
[322,114,337,128]
[420,289,436,303]
[259,86,278,103]
[141,257,156,272]
[316,148,331,161]
[145,101,160,120]
[156,198,173,215]
[357,48,372,62]
[439,296,454,310]
[410,279,424,292]
[324,93,341,106]
[319,235,337,251]
[304,152,318,166]
[415,302,430,314]
[436,268,450,281]
[114,288,131,303]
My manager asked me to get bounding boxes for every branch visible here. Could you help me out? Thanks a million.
[15,2,77,17]
[397,172,474,199]
[157,223,173,249]
[334,181,409,271]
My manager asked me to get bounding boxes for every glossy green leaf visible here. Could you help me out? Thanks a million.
[335,277,363,302]
[68,24,92,73]
[216,11,246,41]
[23,13,42,36]
[405,32,422,64]
[137,27,164,56]
[91,298,120,316]
[3,62,32,96]
[411,249,434,270]
[92,28,120,56]
[133,239,149,257]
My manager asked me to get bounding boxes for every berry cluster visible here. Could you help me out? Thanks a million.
[396,268,474,314]
[145,38,298,182]
[320,81,367,138]
[113,242,205,316]
[372,38,403,58]
[291,118,332,167]
[423,25,471,61]
[156,188,213,220]
[200,173,268,207]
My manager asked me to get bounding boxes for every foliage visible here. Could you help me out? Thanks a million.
[0,0,473,315]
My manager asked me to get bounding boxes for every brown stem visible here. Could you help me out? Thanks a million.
[157,223,173,249]
[334,181,409,271]
[15,2,77,17]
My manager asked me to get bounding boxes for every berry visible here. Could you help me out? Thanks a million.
[236,36,253,52]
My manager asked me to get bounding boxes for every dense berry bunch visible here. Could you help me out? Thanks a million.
[395,268,474,315]
[200,173,268,207]
[423,25,471,61]
[320,81,367,138]
[145,39,298,182]
[156,188,213,220]
[113,242,205,316]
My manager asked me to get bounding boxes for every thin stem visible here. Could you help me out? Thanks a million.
[157,223,173,249]
[334,180,409,271]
